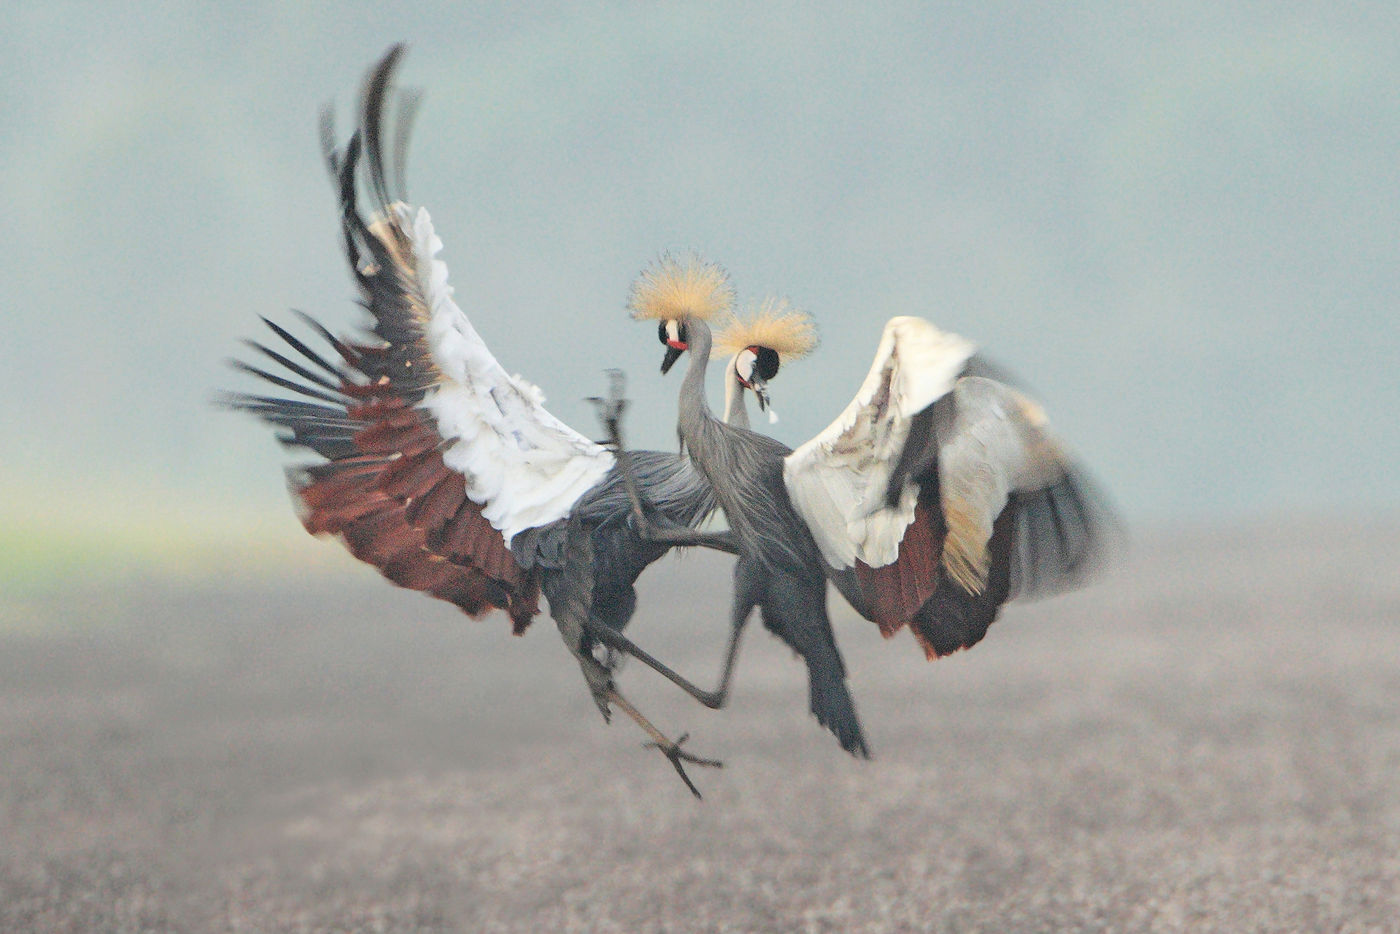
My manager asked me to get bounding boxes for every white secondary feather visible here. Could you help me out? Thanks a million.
[391,204,615,541]
[784,316,976,569]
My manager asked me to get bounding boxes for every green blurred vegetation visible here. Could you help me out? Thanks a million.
[0,506,346,601]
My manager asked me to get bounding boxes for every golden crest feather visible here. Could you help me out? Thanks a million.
[712,298,819,359]
[628,253,734,322]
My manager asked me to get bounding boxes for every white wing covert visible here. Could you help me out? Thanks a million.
[386,204,616,540]
[783,316,975,569]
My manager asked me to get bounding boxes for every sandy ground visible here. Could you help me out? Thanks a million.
[2,520,1398,932]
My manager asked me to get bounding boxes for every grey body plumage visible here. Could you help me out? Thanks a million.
[672,318,870,757]
[513,450,716,643]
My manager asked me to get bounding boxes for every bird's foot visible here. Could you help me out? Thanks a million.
[588,371,672,535]
[587,369,629,449]
[643,732,723,799]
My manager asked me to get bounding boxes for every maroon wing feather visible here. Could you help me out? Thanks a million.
[834,487,1021,660]
[291,391,540,634]
[848,488,945,637]
[223,48,540,633]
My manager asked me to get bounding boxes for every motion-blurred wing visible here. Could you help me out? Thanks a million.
[225,46,612,632]
[893,375,1113,658]
[784,316,1112,658]
[936,377,1108,604]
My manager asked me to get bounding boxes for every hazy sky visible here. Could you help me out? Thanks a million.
[4,2,1397,555]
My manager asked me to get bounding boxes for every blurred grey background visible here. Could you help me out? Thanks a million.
[3,2,1397,585]
[5,7,1400,929]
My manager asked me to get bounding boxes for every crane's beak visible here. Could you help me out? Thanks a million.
[748,377,779,423]
[751,377,770,412]
[661,343,685,374]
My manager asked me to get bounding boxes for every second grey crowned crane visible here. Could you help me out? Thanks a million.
[623,255,1113,758]
[632,257,872,757]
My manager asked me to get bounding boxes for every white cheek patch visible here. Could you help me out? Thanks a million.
[665,320,682,344]
[736,348,757,385]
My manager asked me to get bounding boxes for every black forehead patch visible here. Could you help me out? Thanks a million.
[754,346,780,381]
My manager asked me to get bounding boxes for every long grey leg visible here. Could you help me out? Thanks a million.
[583,618,740,710]
[563,616,721,799]
[704,562,764,709]
[634,520,742,555]
[606,690,721,799]
[581,562,759,710]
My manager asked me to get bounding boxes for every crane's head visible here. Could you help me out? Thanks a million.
[731,344,781,411]
[712,298,818,415]
[628,252,734,374]
[658,319,690,374]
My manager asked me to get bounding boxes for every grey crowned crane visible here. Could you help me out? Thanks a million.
[622,255,1114,757]
[225,47,764,796]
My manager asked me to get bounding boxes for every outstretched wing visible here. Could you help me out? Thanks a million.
[784,316,974,569]
[225,45,613,632]
[784,317,1112,657]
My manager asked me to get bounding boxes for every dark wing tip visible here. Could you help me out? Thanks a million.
[391,88,423,203]
[361,43,412,212]
[1007,465,1124,601]
[319,105,340,180]
[210,388,248,412]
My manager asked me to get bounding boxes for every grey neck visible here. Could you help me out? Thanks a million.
[679,317,714,412]
[677,317,719,449]
[722,354,750,429]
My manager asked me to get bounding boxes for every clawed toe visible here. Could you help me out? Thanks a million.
[645,732,723,768]
[644,732,723,798]
[587,370,630,448]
